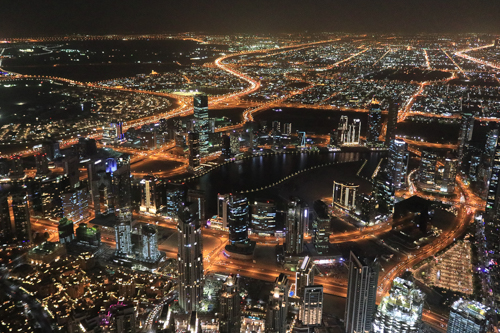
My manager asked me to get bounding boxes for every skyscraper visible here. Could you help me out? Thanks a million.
[188,132,200,169]
[345,252,379,333]
[115,220,132,257]
[295,256,315,298]
[140,224,160,262]
[299,286,323,326]
[251,200,277,235]
[58,217,74,244]
[61,187,90,223]
[177,202,204,312]
[385,99,399,146]
[366,101,383,147]
[438,153,458,194]
[457,107,475,162]
[388,139,409,190]
[418,150,438,190]
[35,153,49,176]
[285,197,308,255]
[219,275,241,333]
[193,93,210,157]
[372,168,395,216]
[447,299,490,333]
[266,274,289,333]
[313,200,331,254]
[372,277,425,333]
[333,181,358,210]
[7,192,31,244]
[166,182,187,220]
[140,175,158,214]
[227,194,250,245]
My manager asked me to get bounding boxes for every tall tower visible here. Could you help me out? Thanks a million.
[219,275,241,333]
[295,256,316,298]
[177,202,204,312]
[266,274,289,333]
[447,299,490,333]
[285,198,308,255]
[457,105,475,162]
[227,194,249,245]
[7,192,31,244]
[112,155,132,222]
[313,200,331,254]
[418,150,438,190]
[388,139,409,189]
[385,99,399,147]
[300,286,323,326]
[193,93,210,157]
[372,277,425,333]
[115,220,132,257]
[344,252,379,333]
[140,224,160,262]
[188,132,201,169]
[366,101,382,147]
[140,175,158,214]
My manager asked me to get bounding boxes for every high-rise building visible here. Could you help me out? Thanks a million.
[438,153,458,194]
[283,123,292,135]
[272,121,281,133]
[285,198,308,255]
[227,194,249,244]
[115,220,132,257]
[457,108,475,162]
[75,223,101,247]
[61,187,90,223]
[372,277,425,333]
[193,93,210,157]
[112,303,136,333]
[57,217,74,244]
[338,117,362,145]
[217,193,230,229]
[251,200,277,235]
[338,115,349,142]
[63,156,80,188]
[266,274,289,333]
[313,200,331,254]
[221,134,231,158]
[385,100,400,146]
[333,181,358,210]
[7,192,31,244]
[9,155,24,179]
[35,153,49,176]
[187,189,206,222]
[177,202,204,312]
[295,256,315,298]
[447,299,490,333]
[219,275,241,333]
[388,139,409,189]
[418,150,438,190]
[372,167,395,216]
[188,132,200,169]
[299,286,323,326]
[112,155,132,222]
[166,182,187,220]
[103,122,124,144]
[140,175,158,214]
[366,101,383,147]
[230,131,240,155]
[344,252,379,333]
[140,224,160,262]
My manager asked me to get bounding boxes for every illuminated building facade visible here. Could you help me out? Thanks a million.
[219,275,241,333]
[299,286,323,326]
[313,200,331,254]
[251,200,277,235]
[418,150,438,190]
[366,101,383,147]
[57,217,74,244]
[447,299,490,333]
[115,220,132,257]
[285,197,308,255]
[228,194,250,244]
[103,121,124,144]
[338,116,361,145]
[140,175,158,214]
[385,99,399,146]
[188,132,200,169]
[295,256,315,298]
[140,224,160,262]
[7,192,31,244]
[166,182,187,220]
[372,278,424,333]
[266,274,289,333]
[61,187,90,223]
[193,93,210,157]
[333,181,358,210]
[457,109,475,162]
[438,154,458,194]
[177,202,204,312]
[388,139,409,190]
[345,252,379,333]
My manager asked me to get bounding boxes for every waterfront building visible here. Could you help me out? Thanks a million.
[285,197,309,255]
[228,194,250,244]
[251,200,277,235]
[188,132,201,169]
[313,200,331,254]
[333,181,358,210]
[366,101,383,147]
[193,93,210,157]
[345,252,379,333]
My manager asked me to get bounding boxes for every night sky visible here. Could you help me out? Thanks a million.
[1,0,499,37]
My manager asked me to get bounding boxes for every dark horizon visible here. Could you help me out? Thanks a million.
[1,0,499,38]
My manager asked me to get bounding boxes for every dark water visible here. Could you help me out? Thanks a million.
[3,39,207,82]
[181,151,384,216]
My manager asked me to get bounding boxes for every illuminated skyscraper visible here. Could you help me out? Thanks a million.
[418,150,438,190]
[219,275,241,333]
[366,101,383,147]
[300,286,323,326]
[140,175,158,214]
[193,93,210,157]
[266,274,289,333]
[61,187,90,223]
[177,202,204,312]
[295,256,315,298]
[372,277,425,333]
[385,99,400,146]
[227,194,249,244]
[333,181,358,210]
[188,132,200,169]
[345,252,379,333]
[457,107,475,162]
[388,139,409,189]
[313,200,331,254]
[140,224,160,262]
[35,153,49,176]
[251,200,277,235]
[57,217,74,244]
[438,153,458,194]
[447,299,490,333]
[7,192,31,244]
[285,197,308,255]
[166,182,187,220]
[115,220,132,257]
